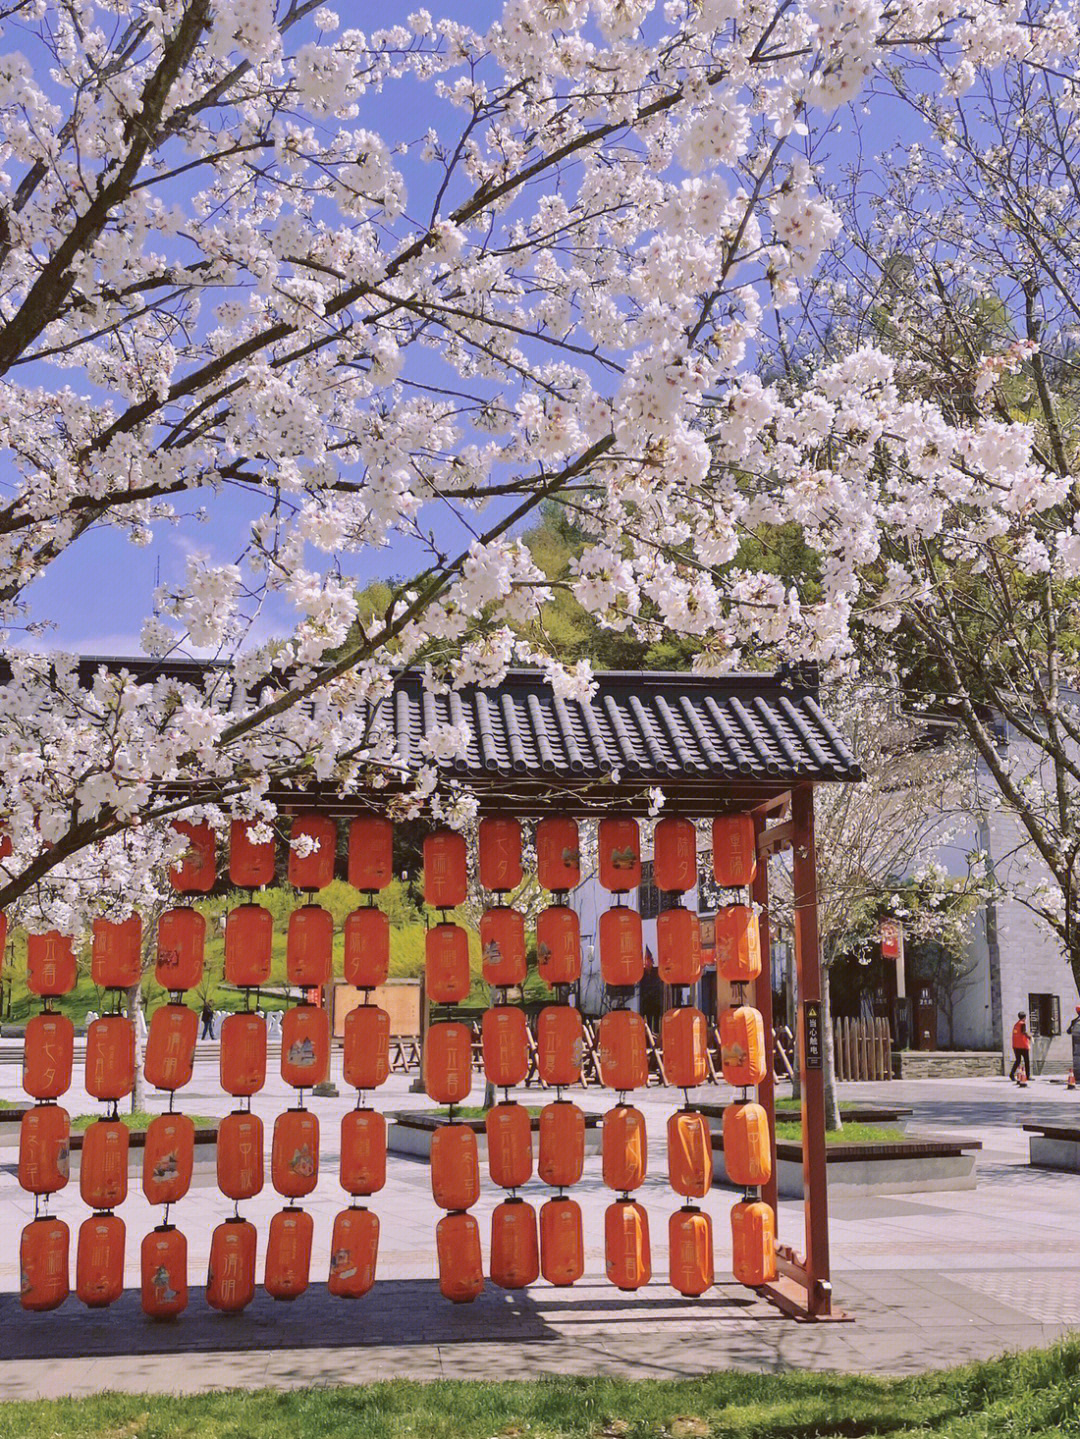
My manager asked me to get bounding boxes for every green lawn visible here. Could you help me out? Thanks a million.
[70,1111,218,1132]
[1,1339,1078,1438]
[773,1120,908,1146]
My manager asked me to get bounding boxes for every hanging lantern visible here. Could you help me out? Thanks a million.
[144,1003,198,1091]
[430,1123,480,1211]
[22,1011,74,1100]
[599,906,643,988]
[436,1210,484,1303]
[605,1198,652,1292]
[490,1198,540,1289]
[480,906,527,988]
[602,1104,647,1192]
[90,914,142,989]
[272,1107,319,1198]
[340,1107,387,1196]
[656,906,703,986]
[597,1009,648,1090]
[155,908,206,992]
[425,922,471,1004]
[731,1199,777,1287]
[141,1225,188,1319]
[287,813,337,891]
[229,817,276,888]
[343,1005,390,1090]
[347,815,393,891]
[713,814,757,888]
[18,1104,69,1194]
[714,905,762,983]
[481,1005,529,1088]
[328,1206,379,1298]
[26,931,77,997]
[423,829,467,909]
[598,817,641,892]
[170,819,216,893]
[536,817,581,892]
[286,904,333,988]
[669,1206,714,1297]
[478,817,522,892]
[19,1216,69,1312]
[206,1217,258,1313]
[537,1101,585,1188]
[536,905,581,986]
[343,906,390,990]
[143,1112,195,1205]
[536,1005,583,1087]
[224,903,273,988]
[265,1206,314,1301]
[653,816,697,893]
[85,1014,135,1101]
[220,1011,268,1097]
[485,1102,533,1190]
[539,1196,584,1286]
[80,1118,129,1210]
[423,1020,473,1105]
[281,1004,330,1089]
[722,1102,772,1186]
[720,1005,767,1087]
[667,1109,713,1199]
[76,1212,125,1309]
[217,1110,264,1200]
[661,1006,709,1090]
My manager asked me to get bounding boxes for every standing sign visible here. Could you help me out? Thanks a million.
[802,1000,823,1070]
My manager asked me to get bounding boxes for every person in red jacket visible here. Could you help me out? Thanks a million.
[1010,1012,1031,1082]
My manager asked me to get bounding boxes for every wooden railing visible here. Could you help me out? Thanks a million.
[832,1016,892,1082]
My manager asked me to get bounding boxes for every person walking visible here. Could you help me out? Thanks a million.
[200,1000,215,1040]
[1009,1011,1031,1083]
[1067,1005,1080,1082]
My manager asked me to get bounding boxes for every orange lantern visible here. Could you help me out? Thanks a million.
[536,816,581,892]
[669,1206,714,1297]
[598,817,641,892]
[537,1100,585,1188]
[281,1004,330,1089]
[143,1112,195,1204]
[85,1014,135,1101]
[272,1107,319,1198]
[19,1216,69,1312]
[599,906,643,987]
[286,904,333,987]
[667,1108,713,1199]
[26,931,77,997]
[141,1224,188,1319]
[425,922,471,1004]
[490,1198,540,1289]
[713,814,757,888]
[597,1009,648,1090]
[481,1005,528,1088]
[80,1118,129,1210]
[720,1004,767,1087]
[18,1103,69,1194]
[229,817,276,888]
[722,1101,772,1186]
[155,907,206,992]
[207,1217,257,1313]
[76,1212,124,1308]
[170,819,216,893]
[287,812,337,890]
[265,1206,314,1301]
[340,1107,387,1196]
[656,906,703,986]
[436,1210,485,1303]
[480,906,527,988]
[602,1104,647,1192]
[605,1198,651,1291]
[23,1011,74,1100]
[536,1005,583,1087]
[661,1006,709,1090]
[423,1020,473,1105]
[224,903,273,988]
[90,914,142,989]
[653,816,697,892]
[731,1199,777,1287]
[424,829,467,909]
[328,1206,379,1298]
[347,815,393,891]
[485,1101,533,1189]
[343,1004,390,1090]
[714,905,762,983]
[539,1196,584,1286]
[431,1122,480,1210]
[217,1110,264,1200]
[536,905,581,986]
[478,817,522,892]
[343,905,390,990]
[220,1011,267,1096]
[144,1003,197,1091]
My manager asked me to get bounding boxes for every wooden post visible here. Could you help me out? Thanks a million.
[753,813,779,1222]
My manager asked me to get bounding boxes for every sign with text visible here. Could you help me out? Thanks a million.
[803,999,823,1070]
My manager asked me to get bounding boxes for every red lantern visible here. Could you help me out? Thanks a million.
[265,1206,313,1301]
[281,1004,330,1089]
[537,1100,585,1188]
[480,906,527,988]
[328,1206,379,1298]
[343,906,390,990]
[602,1104,647,1192]
[18,1104,69,1194]
[423,1020,473,1105]
[431,1122,480,1210]
[436,1210,484,1303]
[340,1107,387,1196]
[425,922,471,1004]
[207,1217,257,1313]
[731,1199,777,1287]
[217,1110,264,1200]
[91,915,142,989]
[23,1012,73,1100]
[490,1198,539,1289]
[348,815,393,891]
[599,906,643,987]
[229,817,276,888]
[653,816,696,892]
[286,904,333,988]
[722,1101,772,1186]
[536,817,581,892]
[481,1005,528,1088]
[143,1113,195,1205]
[144,1003,197,1091]
[220,1011,267,1097]
[713,814,757,888]
[141,1225,188,1319]
[26,931,77,997]
[536,905,581,986]
[714,905,762,983]
[667,1109,713,1199]
[85,1014,135,1101]
[169,819,216,894]
[662,1006,708,1090]
[155,908,205,992]
[536,1005,583,1087]
[343,1004,390,1090]
[272,1107,319,1198]
[605,1198,651,1291]
[656,906,703,986]
[539,1196,584,1286]
[598,817,641,892]
[720,1004,767,1087]
[76,1212,124,1309]
[80,1118,129,1210]
[224,903,273,988]
[20,1216,69,1312]
[669,1206,714,1297]
[287,813,337,890]
[486,1102,533,1189]
[424,829,467,909]
[597,1009,648,1090]
[478,817,522,892]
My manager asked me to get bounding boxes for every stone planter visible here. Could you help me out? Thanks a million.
[712,1134,980,1197]
[1024,1124,1080,1173]
[388,1110,602,1161]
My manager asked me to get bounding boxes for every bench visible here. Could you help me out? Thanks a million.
[1023,1123,1080,1173]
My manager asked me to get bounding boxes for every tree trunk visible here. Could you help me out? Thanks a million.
[821,965,842,1132]
[789,952,801,1102]
[127,979,146,1115]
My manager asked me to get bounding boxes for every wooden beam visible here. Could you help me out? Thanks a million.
[757,819,794,857]
[753,816,779,1222]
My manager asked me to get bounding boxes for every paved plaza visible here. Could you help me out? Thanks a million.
[2,1042,1079,1399]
